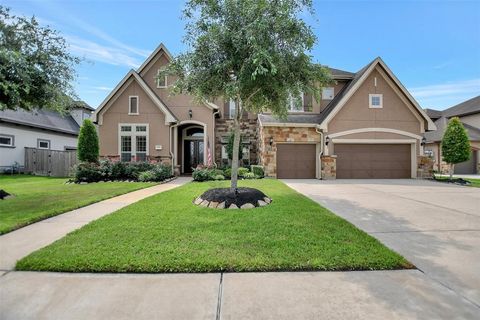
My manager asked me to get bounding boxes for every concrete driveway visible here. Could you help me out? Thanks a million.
[284,179,480,309]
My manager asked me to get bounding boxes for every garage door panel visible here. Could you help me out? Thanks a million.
[277,144,316,179]
[335,144,411,179]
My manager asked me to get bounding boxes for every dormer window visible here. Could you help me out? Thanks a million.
[156,69,167,88]
[129,96,139,115]
[322,87,334,100]
[369,94,383,108]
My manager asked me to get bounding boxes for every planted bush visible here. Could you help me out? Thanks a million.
[238,167,250,177]
[74,161,172,183]
[251,165,264,178]
[193,165,263,182]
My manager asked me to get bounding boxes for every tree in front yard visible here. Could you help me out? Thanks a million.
[441,117,470,179]
[77,119,99,163]
[226,131,243,163]
[165,0,331,189]
[0,6,80,112]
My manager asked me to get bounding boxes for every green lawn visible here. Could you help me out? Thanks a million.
[434,176,480,188]
[17,179,411,273]
[0,175,154,234]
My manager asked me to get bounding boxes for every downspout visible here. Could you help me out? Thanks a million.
[212,108,220,167]
[169,121,180,175]
[316,125,324,180]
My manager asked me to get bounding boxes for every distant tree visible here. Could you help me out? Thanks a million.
[164,0,331,189]
[77,119,99,163]
[441,117,470,179]
[226,131,243,162]
[0,6,80,112]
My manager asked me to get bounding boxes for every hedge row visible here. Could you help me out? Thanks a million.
[192,165,264,182]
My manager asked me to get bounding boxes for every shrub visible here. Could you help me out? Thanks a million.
[213,174,225,180]
[251,165,264,178]
[238,167,249,177]
[243,172,256,179]
[138,170,156,182]
[223,167,232,179]
[77,119,99,163]
[192,167,212,182]
[152,164,173,181]
[74,162,102,183]
[442,117,471,179]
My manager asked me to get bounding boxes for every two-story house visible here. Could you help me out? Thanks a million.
[94,43,435,179]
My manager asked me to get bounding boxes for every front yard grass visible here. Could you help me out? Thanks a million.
[0,175,154,234]
[17,179,412,273]
[433,176,480,188]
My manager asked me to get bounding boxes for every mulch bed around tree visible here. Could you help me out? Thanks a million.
[194,187,272,209]
[0,189,11,200]
[433,177,471,186]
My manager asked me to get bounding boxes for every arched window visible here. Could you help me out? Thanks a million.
[185,127,204,138]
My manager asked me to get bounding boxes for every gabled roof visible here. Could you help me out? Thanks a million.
[137,43,173,75]
[258,114,322,126]
[0,109,80,135]
[424,108,443,120]
[442,95,480,118]
[326,67,355,80]
[318,57,436,131]
[425,117,480,142]
[94,70,177,125]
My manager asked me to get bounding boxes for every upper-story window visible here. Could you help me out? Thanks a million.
[0,134,14,147]
[37,139,50,150]
[322,87,334,100]
[229,99,236,119]
[369,94,383,108]
[156,69,168,88]
[129,96,139,115]
[288,93,304,112]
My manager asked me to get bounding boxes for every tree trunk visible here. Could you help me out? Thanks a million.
[449,163,454,180]
[230,98,242,190]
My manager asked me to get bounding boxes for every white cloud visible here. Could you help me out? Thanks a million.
[409,79,480,109]
[66,35,142,68]
[91,86,113,91]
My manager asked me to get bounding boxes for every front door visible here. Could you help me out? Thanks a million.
[184,140,204,173]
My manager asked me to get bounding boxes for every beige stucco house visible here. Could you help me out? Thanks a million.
[424,95,480,174]
[94,43,435,179]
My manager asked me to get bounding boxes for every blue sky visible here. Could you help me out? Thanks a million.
[4,0,480,110]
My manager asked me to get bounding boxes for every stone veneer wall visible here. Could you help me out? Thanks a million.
[214,119,258,166]
[258,126,321,177]
[417,155,434,179]
[320,155,336,179]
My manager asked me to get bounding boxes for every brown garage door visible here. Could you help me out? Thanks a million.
[335,144,411,179]
[277,144,316,179]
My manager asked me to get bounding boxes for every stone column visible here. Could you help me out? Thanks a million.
[321,155,336,180]
[417,155,434,179]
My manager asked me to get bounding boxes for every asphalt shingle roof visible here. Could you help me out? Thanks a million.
[258,113,323,125]
[442,95,480,118]
[0,109,80,135]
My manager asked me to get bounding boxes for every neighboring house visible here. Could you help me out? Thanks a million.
[0,102,94,169]
[94,43,435,179]
[424,95,480,174]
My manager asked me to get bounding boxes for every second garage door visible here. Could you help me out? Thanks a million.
[277,144,316,179]
[335,144,411,179]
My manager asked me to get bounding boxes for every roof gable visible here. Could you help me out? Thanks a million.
[137,43,173,76]
[94,70,177,125]
[319,57,436,132]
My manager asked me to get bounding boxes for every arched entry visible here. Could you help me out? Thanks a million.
[182,125,204,173]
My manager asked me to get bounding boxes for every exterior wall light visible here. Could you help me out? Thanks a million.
[325,136,330,146]
[269,136,274,146]
[188,109,193,119]
[421,137,426,146]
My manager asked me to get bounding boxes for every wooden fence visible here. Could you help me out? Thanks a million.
[24,147,78,177]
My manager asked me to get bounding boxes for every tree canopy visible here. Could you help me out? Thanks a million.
[0,6,79,112]
[167,0,331,117]
[442,117,471,167]
[77,119,99,163]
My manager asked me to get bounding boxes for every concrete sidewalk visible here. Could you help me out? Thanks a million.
[0,270,478,319]
[0,177,190,271]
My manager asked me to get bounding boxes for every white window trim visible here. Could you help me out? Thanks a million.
[0,134,14,147]
[288,93,305,112]
[322,87,335,100]
[369,93,383,108]
[37,139,51,150]
[156,69,168,88]
[128,95,139,115]
[118,123,149,161]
